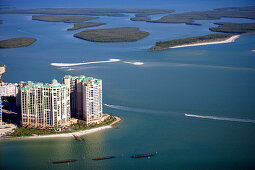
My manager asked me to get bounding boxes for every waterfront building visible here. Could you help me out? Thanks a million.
[0,82,18,97]
[0,90,2,125]
[19,79,70,130]
[63,75,103,125]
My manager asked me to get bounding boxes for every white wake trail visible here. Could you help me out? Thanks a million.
[185,113,255,123]
[104,104,171,114]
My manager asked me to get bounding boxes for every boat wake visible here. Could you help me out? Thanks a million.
[185,113,255,123]
[123,61,144,66]
[104,104,176,115]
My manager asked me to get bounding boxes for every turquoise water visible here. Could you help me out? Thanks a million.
[1,0,255,169]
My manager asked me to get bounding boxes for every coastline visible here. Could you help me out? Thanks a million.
[170,35,240,49]
[0,116,122,141]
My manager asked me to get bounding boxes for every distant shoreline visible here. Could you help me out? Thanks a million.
[170,35,240,49]
[0,116,122,141]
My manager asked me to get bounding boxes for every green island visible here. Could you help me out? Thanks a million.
[8,115,117,137]
[130,9,175,21]
[67,22,106,31]
[0,8,174,17]
[148,6,255,25]
[74,27,150,42]
[149,33,234,51]
[209,22,255,34]
[32,15,99,23]
[0,37,37,48]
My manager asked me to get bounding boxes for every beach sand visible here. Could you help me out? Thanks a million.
[170,35,240,49]
[51,59,121,67]
[0,116,122,141]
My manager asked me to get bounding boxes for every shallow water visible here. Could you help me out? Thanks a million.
[1,0,255,169]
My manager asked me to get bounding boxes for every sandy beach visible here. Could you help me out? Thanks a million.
[0,116,122,141]
[170,35,240,49]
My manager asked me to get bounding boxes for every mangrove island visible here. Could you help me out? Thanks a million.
[209,22,255,34]
[67,22,106,31]
[32,15,99,23]
[74,27,150,42]
[0,37,37,48]
[149,33,234,51]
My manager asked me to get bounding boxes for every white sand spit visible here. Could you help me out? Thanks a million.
[51,59,121,67]
[170,35,240,49]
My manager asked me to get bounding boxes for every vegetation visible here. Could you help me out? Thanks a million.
[67,22,106,31]
[209,22,255,34]
[130,9,175,21]
[9,116,117,137]
[0,64,5,67]
[0,37,37,48]
[149,33,233,51]
[0,8,174,17]
[149,6,255,25]
[74,27,149,42]
[32,15,98,23]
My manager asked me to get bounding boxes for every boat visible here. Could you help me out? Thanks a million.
[131,154,153,158]
[92,156,115,160]
[52,159,77,164]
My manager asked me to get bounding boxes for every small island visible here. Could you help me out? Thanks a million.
[148,6,255,25]
[149,33,235,51]
[74,27,150,42]
[67,22,106,31]
[32,15,99,23]
[209,22,255,34]
[0,37,37,48]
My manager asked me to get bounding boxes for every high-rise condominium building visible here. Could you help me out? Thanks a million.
[63,75,103,125]
[19,79,70,130]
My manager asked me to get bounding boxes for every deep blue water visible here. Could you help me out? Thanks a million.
[1,0,255,169]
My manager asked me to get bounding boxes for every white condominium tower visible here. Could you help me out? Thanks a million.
[63,75,103,125]
[19,79,70,130]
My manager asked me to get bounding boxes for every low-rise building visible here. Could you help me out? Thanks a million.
[0,82,18,97]
[0,90,2,125]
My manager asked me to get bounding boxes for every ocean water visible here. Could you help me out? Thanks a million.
[1,0,255,169]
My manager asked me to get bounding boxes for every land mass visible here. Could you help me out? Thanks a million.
[0,8,174,18]
[0,116,122,140]
[149,33,235,51]
[32,15,98,23]
[209,22,255,34]
[67,22,106,31]
[74,27,149,42]
[148,6,255,25]
[0,37,37,48]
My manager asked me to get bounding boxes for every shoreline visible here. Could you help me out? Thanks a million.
[0,116,122,141]
[170,35,240,49]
